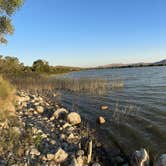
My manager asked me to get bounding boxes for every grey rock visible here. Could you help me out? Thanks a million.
[154,154,166,166]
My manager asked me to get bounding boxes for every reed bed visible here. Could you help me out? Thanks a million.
[4,74,108,95]
[111,79,124,89]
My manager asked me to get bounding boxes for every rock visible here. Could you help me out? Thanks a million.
[70,156,84,166]
[48,161,57,166]
[50,140,56,145]
[154,154,166,166]
[47,154,55,161]
[115,156,124,164]
[54,148,68,163]
[77,150,84,156]
[100,105,108,110]
[41,133,48,138]
[60,134,66,140]
[98,116,106,124]
[67,126,75,132]
[62,122,71,129]
[92,163,101,166]
[131,148,149,166]
[50,116,55,121]
[53,108,69,119]
[36,106,44,114]
[67,112,81,125]
[30,148,40,156]
[68,133,75,139]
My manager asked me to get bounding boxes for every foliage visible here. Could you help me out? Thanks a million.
[0,0,24,44]
[0,55,80,77]
[32,59,50,73]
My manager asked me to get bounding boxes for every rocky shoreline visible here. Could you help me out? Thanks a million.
[0,90,165,166]
[0,91,125,166]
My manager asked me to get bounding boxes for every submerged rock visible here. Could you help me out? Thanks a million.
[100,105,109,110]
[98,116,106,124]
[154,154,166,166]
[131,148,149,166]
[67,112,81,125]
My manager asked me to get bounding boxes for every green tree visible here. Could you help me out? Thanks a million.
[0,0,24,44]
[32,59,50,73]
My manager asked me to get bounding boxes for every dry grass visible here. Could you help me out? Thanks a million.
[0,75,16,120]
[111,79,124,89]
[5,74,108,95]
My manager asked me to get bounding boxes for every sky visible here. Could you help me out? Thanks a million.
[0,0,165,67]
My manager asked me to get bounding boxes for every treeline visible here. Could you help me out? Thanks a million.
[0,55,81,76]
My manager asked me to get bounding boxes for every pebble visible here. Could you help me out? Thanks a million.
[36,106,44,114]
[30,148,40,156]
[46,154,55,161]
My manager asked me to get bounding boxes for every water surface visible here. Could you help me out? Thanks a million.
[60,66,166,156]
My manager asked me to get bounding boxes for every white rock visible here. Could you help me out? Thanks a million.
[50,140,56,145]
[154,154,166,166]
[67,112,81,125]
[67,133,75,140]
[54,148,68,163]
[36,106,44,114]
[41,133,48,138]
[62,123,71,129]
[30,148,40,156]
[53,108,69,119]
[47,154,55,161]
[98,116,106,124]
[50,116,55,121]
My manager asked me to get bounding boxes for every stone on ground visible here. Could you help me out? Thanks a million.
[53,108,69,119]
[36,106,44,114]
[67,112,81,125]
[54,148,68,163]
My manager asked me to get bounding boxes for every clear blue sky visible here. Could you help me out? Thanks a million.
[0,0,165,67]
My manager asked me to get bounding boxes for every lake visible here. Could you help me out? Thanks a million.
[60,66,166,157]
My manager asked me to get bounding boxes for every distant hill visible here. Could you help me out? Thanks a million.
[153,59,166,65]
[93,59,166,69]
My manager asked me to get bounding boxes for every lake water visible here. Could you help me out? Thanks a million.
[60,66,166,157]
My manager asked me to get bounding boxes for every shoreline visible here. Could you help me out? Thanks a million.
[0,90,165,165]
[9,90,128,165]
